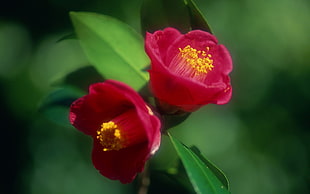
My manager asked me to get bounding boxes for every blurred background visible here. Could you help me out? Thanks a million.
[0,0,309,193]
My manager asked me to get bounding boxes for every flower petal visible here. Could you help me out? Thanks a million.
[145,28,233,112]
[69,80,161,183]
[92,141,149,183]
[70,82,133,136]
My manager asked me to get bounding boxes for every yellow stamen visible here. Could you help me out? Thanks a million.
[96,121,126,151]
[170,45,214,82]
[179,45,214,74]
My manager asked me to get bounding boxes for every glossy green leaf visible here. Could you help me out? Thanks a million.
[70,12,149,90]
[185,0,213,33]
[190,146,230,190]
[169,134,230,194]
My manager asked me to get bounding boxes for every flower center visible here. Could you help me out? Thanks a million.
[179,45,214,73]
[96,121,126,151]
[170,45,214,82]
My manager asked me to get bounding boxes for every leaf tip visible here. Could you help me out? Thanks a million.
[69,11,76,16]
[69,11,79,20]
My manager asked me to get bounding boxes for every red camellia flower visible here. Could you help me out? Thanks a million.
[69,80,161,183]
[145,27,233,113]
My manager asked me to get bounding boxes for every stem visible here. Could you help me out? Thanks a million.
[138,163,150,194]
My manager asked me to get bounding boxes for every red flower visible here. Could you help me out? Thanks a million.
[145,27,232,112]
[69,80,161,183]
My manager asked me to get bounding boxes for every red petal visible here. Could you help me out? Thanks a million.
[149,69,230,111]
[92,140,149,184]
[69,82,133,136]
[145,27,181,71]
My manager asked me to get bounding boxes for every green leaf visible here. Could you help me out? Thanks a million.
[163,146,229,193]
[141,0,191,34]
[63,66,104,91]
[56,33,77,43]
[169,134,230,194]
[152,169,195,194]
[39,86,85,126]
[141,0,212,34]
[190,146,230,190]
[163,113,191,130]
[185,0,213,33]
[70,12,149,90]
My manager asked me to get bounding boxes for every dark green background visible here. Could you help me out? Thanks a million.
[1,0,309,193]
